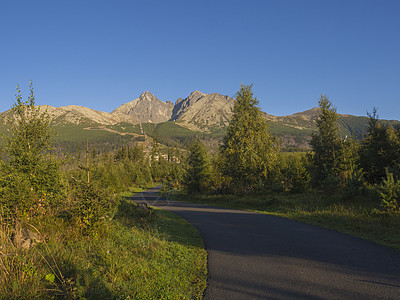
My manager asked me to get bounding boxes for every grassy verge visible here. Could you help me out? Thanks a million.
[0,195,207,299]
[118,184,158,198]
[168,191,400,252]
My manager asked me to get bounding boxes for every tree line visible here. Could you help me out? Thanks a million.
[182,84,400,213]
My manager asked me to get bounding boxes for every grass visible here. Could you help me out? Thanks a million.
[118,184,159,198]
[168,191,400,252]
[0,194,207,299]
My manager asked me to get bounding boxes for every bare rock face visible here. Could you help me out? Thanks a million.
[172,91,235,131]
[171,90,206,121]
[111,91,174,124]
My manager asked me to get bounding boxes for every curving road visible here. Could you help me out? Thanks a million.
[131,186,400,299]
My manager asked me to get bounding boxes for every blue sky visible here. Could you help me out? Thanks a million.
[1,0,399,120]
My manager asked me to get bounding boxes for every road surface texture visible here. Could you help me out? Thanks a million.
[131,186,400,299]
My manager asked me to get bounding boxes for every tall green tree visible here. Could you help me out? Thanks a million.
[310,95,357,187]
[310,95,340,177]
[220,84,279,193]
[0,83,63,217]
[183,138,210,194]
[6,83,51,172]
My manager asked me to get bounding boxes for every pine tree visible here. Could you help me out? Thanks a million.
[220,84,279,193]
[310,95,352,187]
[359,108,400,183]
[6,83,51,173]
[310,95,341,177]
[310,95,362,190]
[183,138,210,194]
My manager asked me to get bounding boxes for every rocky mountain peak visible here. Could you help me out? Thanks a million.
[171,90,206,121]
[111,91,173,124]
[171,91,235,130]
[139,91,155,100]
[188,90,205,99]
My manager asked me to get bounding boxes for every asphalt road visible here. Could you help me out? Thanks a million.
[131,186,400,299]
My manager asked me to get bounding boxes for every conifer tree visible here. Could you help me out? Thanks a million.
[359,108,400,183]
[310,95,359,188]
[1,83,63,217]
[183,138,210,194]
[310,95,343,185]
[220,84,279,193]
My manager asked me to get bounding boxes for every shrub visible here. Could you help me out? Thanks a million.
[342,169,366,199]
[379,170,400,213]
[69,179,118,232]
[281,154,311,193]
[320,173,342,195]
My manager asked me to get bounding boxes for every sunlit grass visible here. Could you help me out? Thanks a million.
[0,198,207,299]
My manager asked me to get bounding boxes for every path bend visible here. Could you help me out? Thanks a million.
[131,186,400,299]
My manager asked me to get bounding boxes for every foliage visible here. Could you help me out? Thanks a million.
[0,83,64,218]
[310,95,359,188]
[68,179,117,232]
[359,108,400,184]
[183,138,210,194]
[379,170,400,213]
[280,153,311,193]
[6,83,51,170]
[220,84,280,193]
[342,168,366,199]
[310,96,341,182]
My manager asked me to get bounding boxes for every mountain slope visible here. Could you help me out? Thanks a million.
[45,105,130,125]
[0,105,128,126]
[172,91,235,131]
[172,90,206,120]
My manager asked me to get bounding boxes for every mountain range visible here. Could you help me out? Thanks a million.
[0,90,398,152]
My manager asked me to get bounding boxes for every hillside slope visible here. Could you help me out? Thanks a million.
[172,91,235,131]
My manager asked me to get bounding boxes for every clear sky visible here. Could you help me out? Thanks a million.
[1,0,399,120]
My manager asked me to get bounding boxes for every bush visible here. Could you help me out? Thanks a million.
[379,170,400,213]
[114,198,155,228]
[281,154,311,193]
[342,169,366,199]
[69,179,118,232]
[320,173,342,195]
